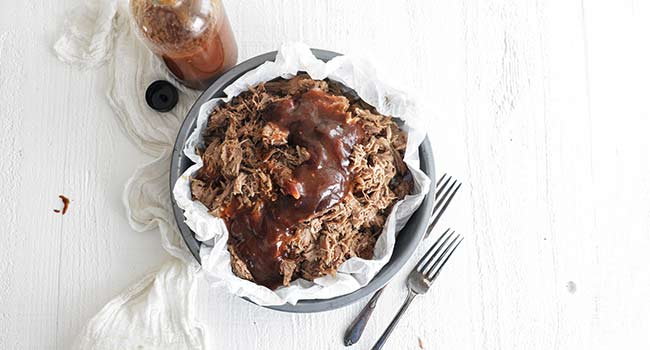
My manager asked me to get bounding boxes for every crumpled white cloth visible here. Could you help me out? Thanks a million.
[55,0,207,349]
[71,260,205,350]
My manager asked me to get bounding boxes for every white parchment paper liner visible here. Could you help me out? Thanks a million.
[173,43,431,305]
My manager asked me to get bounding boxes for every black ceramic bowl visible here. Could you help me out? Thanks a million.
[170,49,436,313]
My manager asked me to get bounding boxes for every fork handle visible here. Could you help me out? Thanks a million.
[343,287,385,346]
[370,291,417,350]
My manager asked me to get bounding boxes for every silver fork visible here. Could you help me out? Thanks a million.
[371,228,464,350]
[343,174,462,346]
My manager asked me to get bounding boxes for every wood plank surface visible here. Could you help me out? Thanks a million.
[0,0,648,349]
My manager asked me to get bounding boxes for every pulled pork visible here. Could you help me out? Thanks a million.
[191,74,412,288]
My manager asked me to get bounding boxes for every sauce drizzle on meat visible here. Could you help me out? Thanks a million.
[223,89,363,289]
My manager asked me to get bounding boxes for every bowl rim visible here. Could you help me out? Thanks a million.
[169,49,436,313]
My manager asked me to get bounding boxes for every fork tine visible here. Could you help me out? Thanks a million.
[421,231,458,274]
[425,235,464,281]
[426,181,462,235]
[432,179,457,216]
[436,173,449,188]
[435,174,452,199]
[416,228,453,272]
[437,173,448,184]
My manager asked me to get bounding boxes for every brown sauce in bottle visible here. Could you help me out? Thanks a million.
[131,0,238,90]
[224,89,364,289]
[161,13,237,90]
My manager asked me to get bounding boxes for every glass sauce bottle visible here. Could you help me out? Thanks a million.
[130,0,238,90]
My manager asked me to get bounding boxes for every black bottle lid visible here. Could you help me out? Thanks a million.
[145,80,179,112]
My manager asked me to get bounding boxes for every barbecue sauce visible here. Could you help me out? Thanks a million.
[53,195,71,215]
[130,0,238,90]
[223,89,363,289]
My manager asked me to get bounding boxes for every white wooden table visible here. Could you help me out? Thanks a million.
[2,0,650,349]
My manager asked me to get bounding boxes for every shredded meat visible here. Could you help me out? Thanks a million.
[191,74,413,287]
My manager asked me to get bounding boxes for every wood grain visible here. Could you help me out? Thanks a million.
[1,0,649,349]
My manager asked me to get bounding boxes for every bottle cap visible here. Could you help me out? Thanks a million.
[145,80,179,112]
